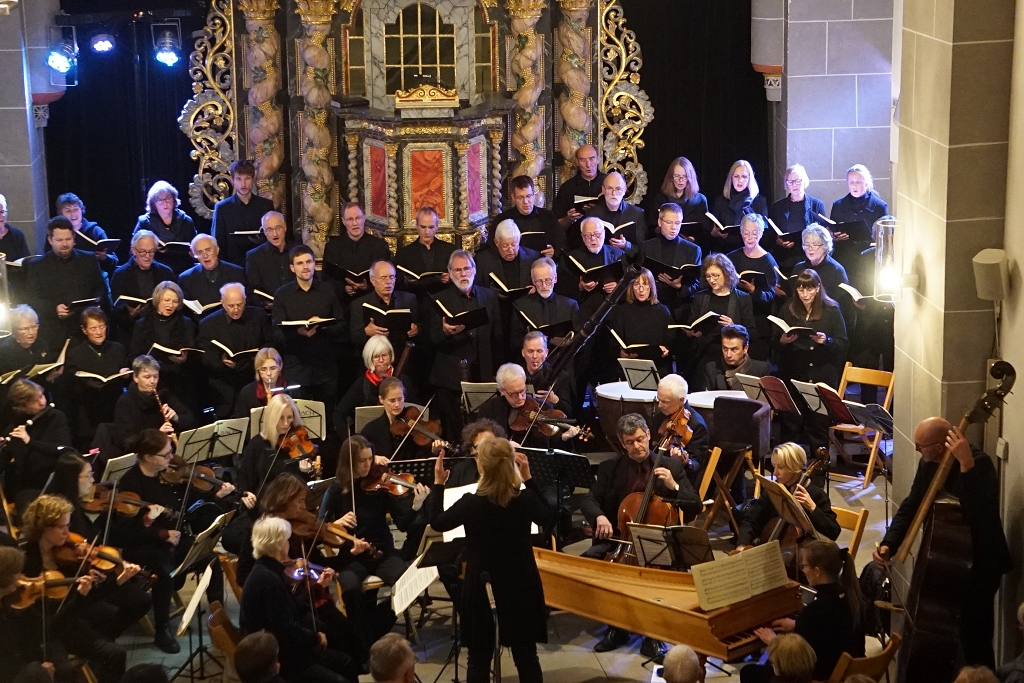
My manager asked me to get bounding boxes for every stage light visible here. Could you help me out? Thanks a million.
[151,21,181,67]
[90,33,116,53]
[47,39,78,74]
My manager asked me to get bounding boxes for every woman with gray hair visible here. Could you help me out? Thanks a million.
[790,224,853,323]
[769,163,826,268]
[0,305,53,375]
[129,280,200,412]
[334,333,414,433]
[0,193,31,261]
[133,180,197,275]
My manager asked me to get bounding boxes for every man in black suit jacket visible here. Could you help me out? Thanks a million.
[698,324,770,392]
[578,412,702,654]
[179,234,247,308]
[584,171,647,251]
[427,250,502,441]
[198,283,271,418]
[211,160,274,266]
[323,202,392,305]
[510,257,579,352]
[244,211,293,311]
[872,417,1012,674]
[487,175,563,256]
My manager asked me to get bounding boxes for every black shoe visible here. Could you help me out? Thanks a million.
[640,637,664,659]
[594,627,629,653]
[154,626,181,654]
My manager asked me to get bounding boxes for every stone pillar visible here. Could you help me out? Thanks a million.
[0,0,61,251]
[775,0,894,207]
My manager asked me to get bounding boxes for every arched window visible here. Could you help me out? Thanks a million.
[384,2,456,95]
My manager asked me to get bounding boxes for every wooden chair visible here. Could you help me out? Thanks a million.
[832,505,869,560]
[698,447,722,504]
[829,363,895,488]
[207,600,241,661]
[219,553,243,603]
[825,633,901,683]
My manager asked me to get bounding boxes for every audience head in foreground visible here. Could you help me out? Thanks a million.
[767,633,816,683]
[234,630,281,683]
[661,644,702,683]
[369,632,417,683]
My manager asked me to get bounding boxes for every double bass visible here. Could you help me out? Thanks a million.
[893,361,1015,683]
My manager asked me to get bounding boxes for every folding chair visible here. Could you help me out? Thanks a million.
[825,633,901,683]
[207,600,241,662]
[833,505,869,560]
[829,363,895,488]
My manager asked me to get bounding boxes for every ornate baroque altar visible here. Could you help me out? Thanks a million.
[178,0,654,254]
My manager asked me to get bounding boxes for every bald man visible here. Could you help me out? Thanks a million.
[179,234,247,307]
[245,211,293,309]
[873,416,1011,673]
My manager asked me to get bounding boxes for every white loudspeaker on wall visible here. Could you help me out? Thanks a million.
[973,248,1009,301]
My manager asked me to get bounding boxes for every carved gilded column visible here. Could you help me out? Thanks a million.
[239,0,285,209]
[345,133,360,203]
[506,0,546,204]
[556,0,592,184]
[295,0,336,255]
[384,142,399,232]
[487,124,504,215]
[454,140,471,231]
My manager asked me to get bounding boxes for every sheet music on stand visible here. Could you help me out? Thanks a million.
[177,417,249,462]
[791,380,829,416]
[392,552,440,615]
[617,359,661,391]
[626,523,673,568]
[735,373,768,402]
[846,402,894,438]
[514,445,594,491]
[295,399,327,440]
[754,474,818,538]
[461,382,497,413]
[170,509,236,583]
[442,483,539,541]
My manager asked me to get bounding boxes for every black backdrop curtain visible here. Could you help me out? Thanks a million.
[44,16,207,258]
[619,0,773,207]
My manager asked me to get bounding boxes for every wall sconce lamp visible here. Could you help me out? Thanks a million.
[973,248,1009,359]
[873,217,917,302]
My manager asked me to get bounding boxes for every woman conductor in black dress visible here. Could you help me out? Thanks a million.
[431,437,551,683]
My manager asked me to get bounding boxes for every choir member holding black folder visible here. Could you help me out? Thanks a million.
[394,207,456,295]
[428,250,502,439]
[829,164,888,258]
[511,257,579,353]
[682,254,756,380]
[585,171,646,251]
[211,160,275,267]
[178,234,247,309]
[790,225,854,327]
[644,157,710,249]
[768,164,826,269]
[244,211,293,310]
[110,230,176,343]
[710,160,769,253]
[198,282,271,419]
[322,203,391,303]
[489,176,563,256]
[129,280,199,411]
[553,144,606,249]
[64,307,129,448]
[476,220,539,362]
[727,215,779,360]
[607,268,674,377]
[640,202,703,314]
[0,306,55,377]
[350,260,419,353]
[26,216,110,351]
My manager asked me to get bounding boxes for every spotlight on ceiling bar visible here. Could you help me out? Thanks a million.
[46,25,79,85]
[151,20,181,67]
[89,33,116,53]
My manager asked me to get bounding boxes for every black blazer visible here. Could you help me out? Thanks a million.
[578,454,702,533]
[197,307,271,378]
[427,285,503,390]
[178,261,247,307]
[699,355,771,392]
[772,303,848,387]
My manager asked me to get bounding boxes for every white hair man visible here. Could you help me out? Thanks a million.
[510,256,579,352]
[654,374,709,471]
[179,233,247,307]
[476,362,578,446]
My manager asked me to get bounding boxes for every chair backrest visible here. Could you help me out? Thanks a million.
[207,604,240,660]
[698,447,722,502]
[825,633,901,683]
[832,506,869,560]
[760,375,802,416]
[250,406,265,438]
[710,396,771,460]
[837,362,895,410]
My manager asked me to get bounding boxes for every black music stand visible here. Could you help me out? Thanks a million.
[306,476,335,510]
[177,418,248,464]
[419,537,468,683]
[516,446,593,547]
[617,359,660,391]
[390,457,474,482]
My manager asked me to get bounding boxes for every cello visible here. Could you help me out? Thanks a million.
[892,361,1015,683]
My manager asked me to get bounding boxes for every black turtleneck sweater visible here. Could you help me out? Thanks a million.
[711,189,770,251]
[129,309,197,359]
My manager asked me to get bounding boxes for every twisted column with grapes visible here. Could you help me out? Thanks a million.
[506,0,546,205]
[239,0,285,209]
[556,0,592,184]
[295,0,336,255]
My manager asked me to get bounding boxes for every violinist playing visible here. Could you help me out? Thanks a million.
[578,413,702,657]
[476,363,579,448]
[320,435,427,654]
[19,495,131,683]
[733,443,839,552]
[235,393,315,511]
[652,375,709,478]
[1,379,72,509]
[359,377,435,460]
[109,429,235,654]
[240,516,358,683]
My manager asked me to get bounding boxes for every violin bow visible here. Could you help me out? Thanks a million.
[389,396,434,462]
[53,534,101,619]
[101,478,119,546]
[299,540,320,633]
[253,432,289,503]
[519,377,560,445]
[347,422,356,513]
[174,455,201,534]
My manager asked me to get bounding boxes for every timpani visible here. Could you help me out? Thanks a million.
[595,381,659,452]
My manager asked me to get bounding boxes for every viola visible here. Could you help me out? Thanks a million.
[80,488,180,522]
[159,455,227,492]
[10,571,79,610]
[283,557,329,583]
[287,510,383,560]
[361,463,416,497]
[389,405,450,449]
[508,396,593,441]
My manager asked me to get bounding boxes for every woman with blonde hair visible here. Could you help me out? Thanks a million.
[734,442,839,551]
[606,267,675,376]
[711,160,768,252]
[233,346,287,417]
[431,437,551,683]
[769,164,826,268]
[234,392,311,509]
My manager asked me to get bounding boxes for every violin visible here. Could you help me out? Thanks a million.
[159,455,227,492]
[287,510,383,560]
[80,487,180,522]
[389,405,450,449]
[654,406,694,455]
[283,557,329,583]
[52,533,123,574]
[10,571,79,610]
[280,426,317,461]
[508,396,593,441]
[361,463,416,497]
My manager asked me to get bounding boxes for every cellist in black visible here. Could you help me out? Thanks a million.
[871,416,1011,671]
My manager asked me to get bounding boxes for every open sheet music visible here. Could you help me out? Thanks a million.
[690,540,789,611]
[442,483,538,541]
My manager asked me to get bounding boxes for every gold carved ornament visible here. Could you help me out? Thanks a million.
[178,0,237,219]
[240,0,285,210]
[598,0,653,204]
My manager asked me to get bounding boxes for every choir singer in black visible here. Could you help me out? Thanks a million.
[64,307,129,448]
[179,235,247,309]
[489,175,562,256]
[509,256,578,353]
[245,211,293,310]
[768,164,826,269]
[726,214,779,360]
[110,230,176,343]
[640,202,702,314]
[350,260,419,355]
[585,171,646,251]
[324,203,391,304]
[644,157,709,248]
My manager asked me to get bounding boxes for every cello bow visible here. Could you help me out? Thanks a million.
[894,360,1015,564]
